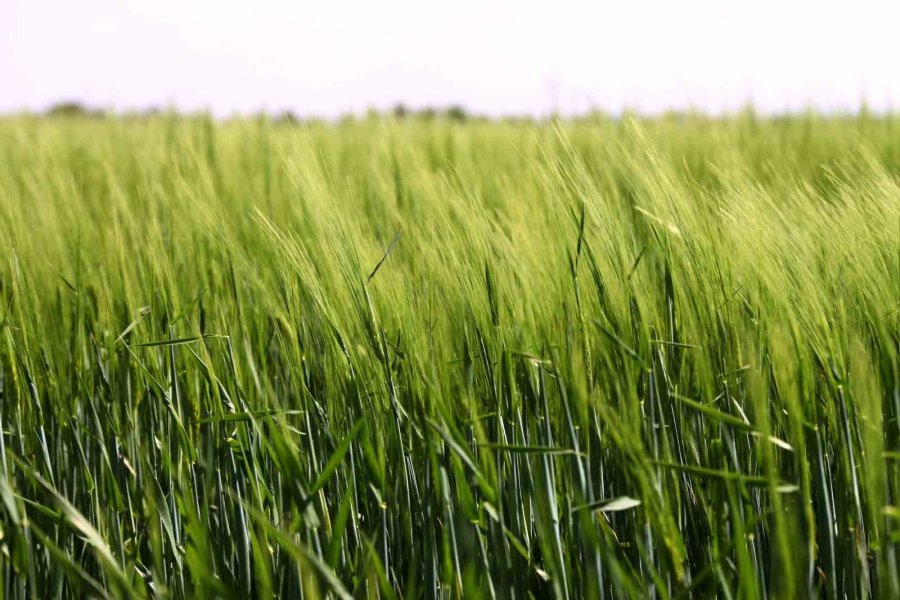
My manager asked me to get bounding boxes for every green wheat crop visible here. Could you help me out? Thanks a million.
[0,112,897,598]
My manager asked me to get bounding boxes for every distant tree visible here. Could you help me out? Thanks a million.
[445,105,468,122]
[275,111,300,125]
[47,101,103,118]
[392,103,409,119]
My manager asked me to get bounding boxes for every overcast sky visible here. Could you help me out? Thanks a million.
[2,0,899,117]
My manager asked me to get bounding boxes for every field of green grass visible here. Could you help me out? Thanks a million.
[0,112,897,598]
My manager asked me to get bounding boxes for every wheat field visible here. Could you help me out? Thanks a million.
[0,112,897,598]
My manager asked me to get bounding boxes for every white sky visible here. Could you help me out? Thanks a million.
[2,0,899,117]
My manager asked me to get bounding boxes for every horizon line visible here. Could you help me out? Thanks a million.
[1,99,897,123]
